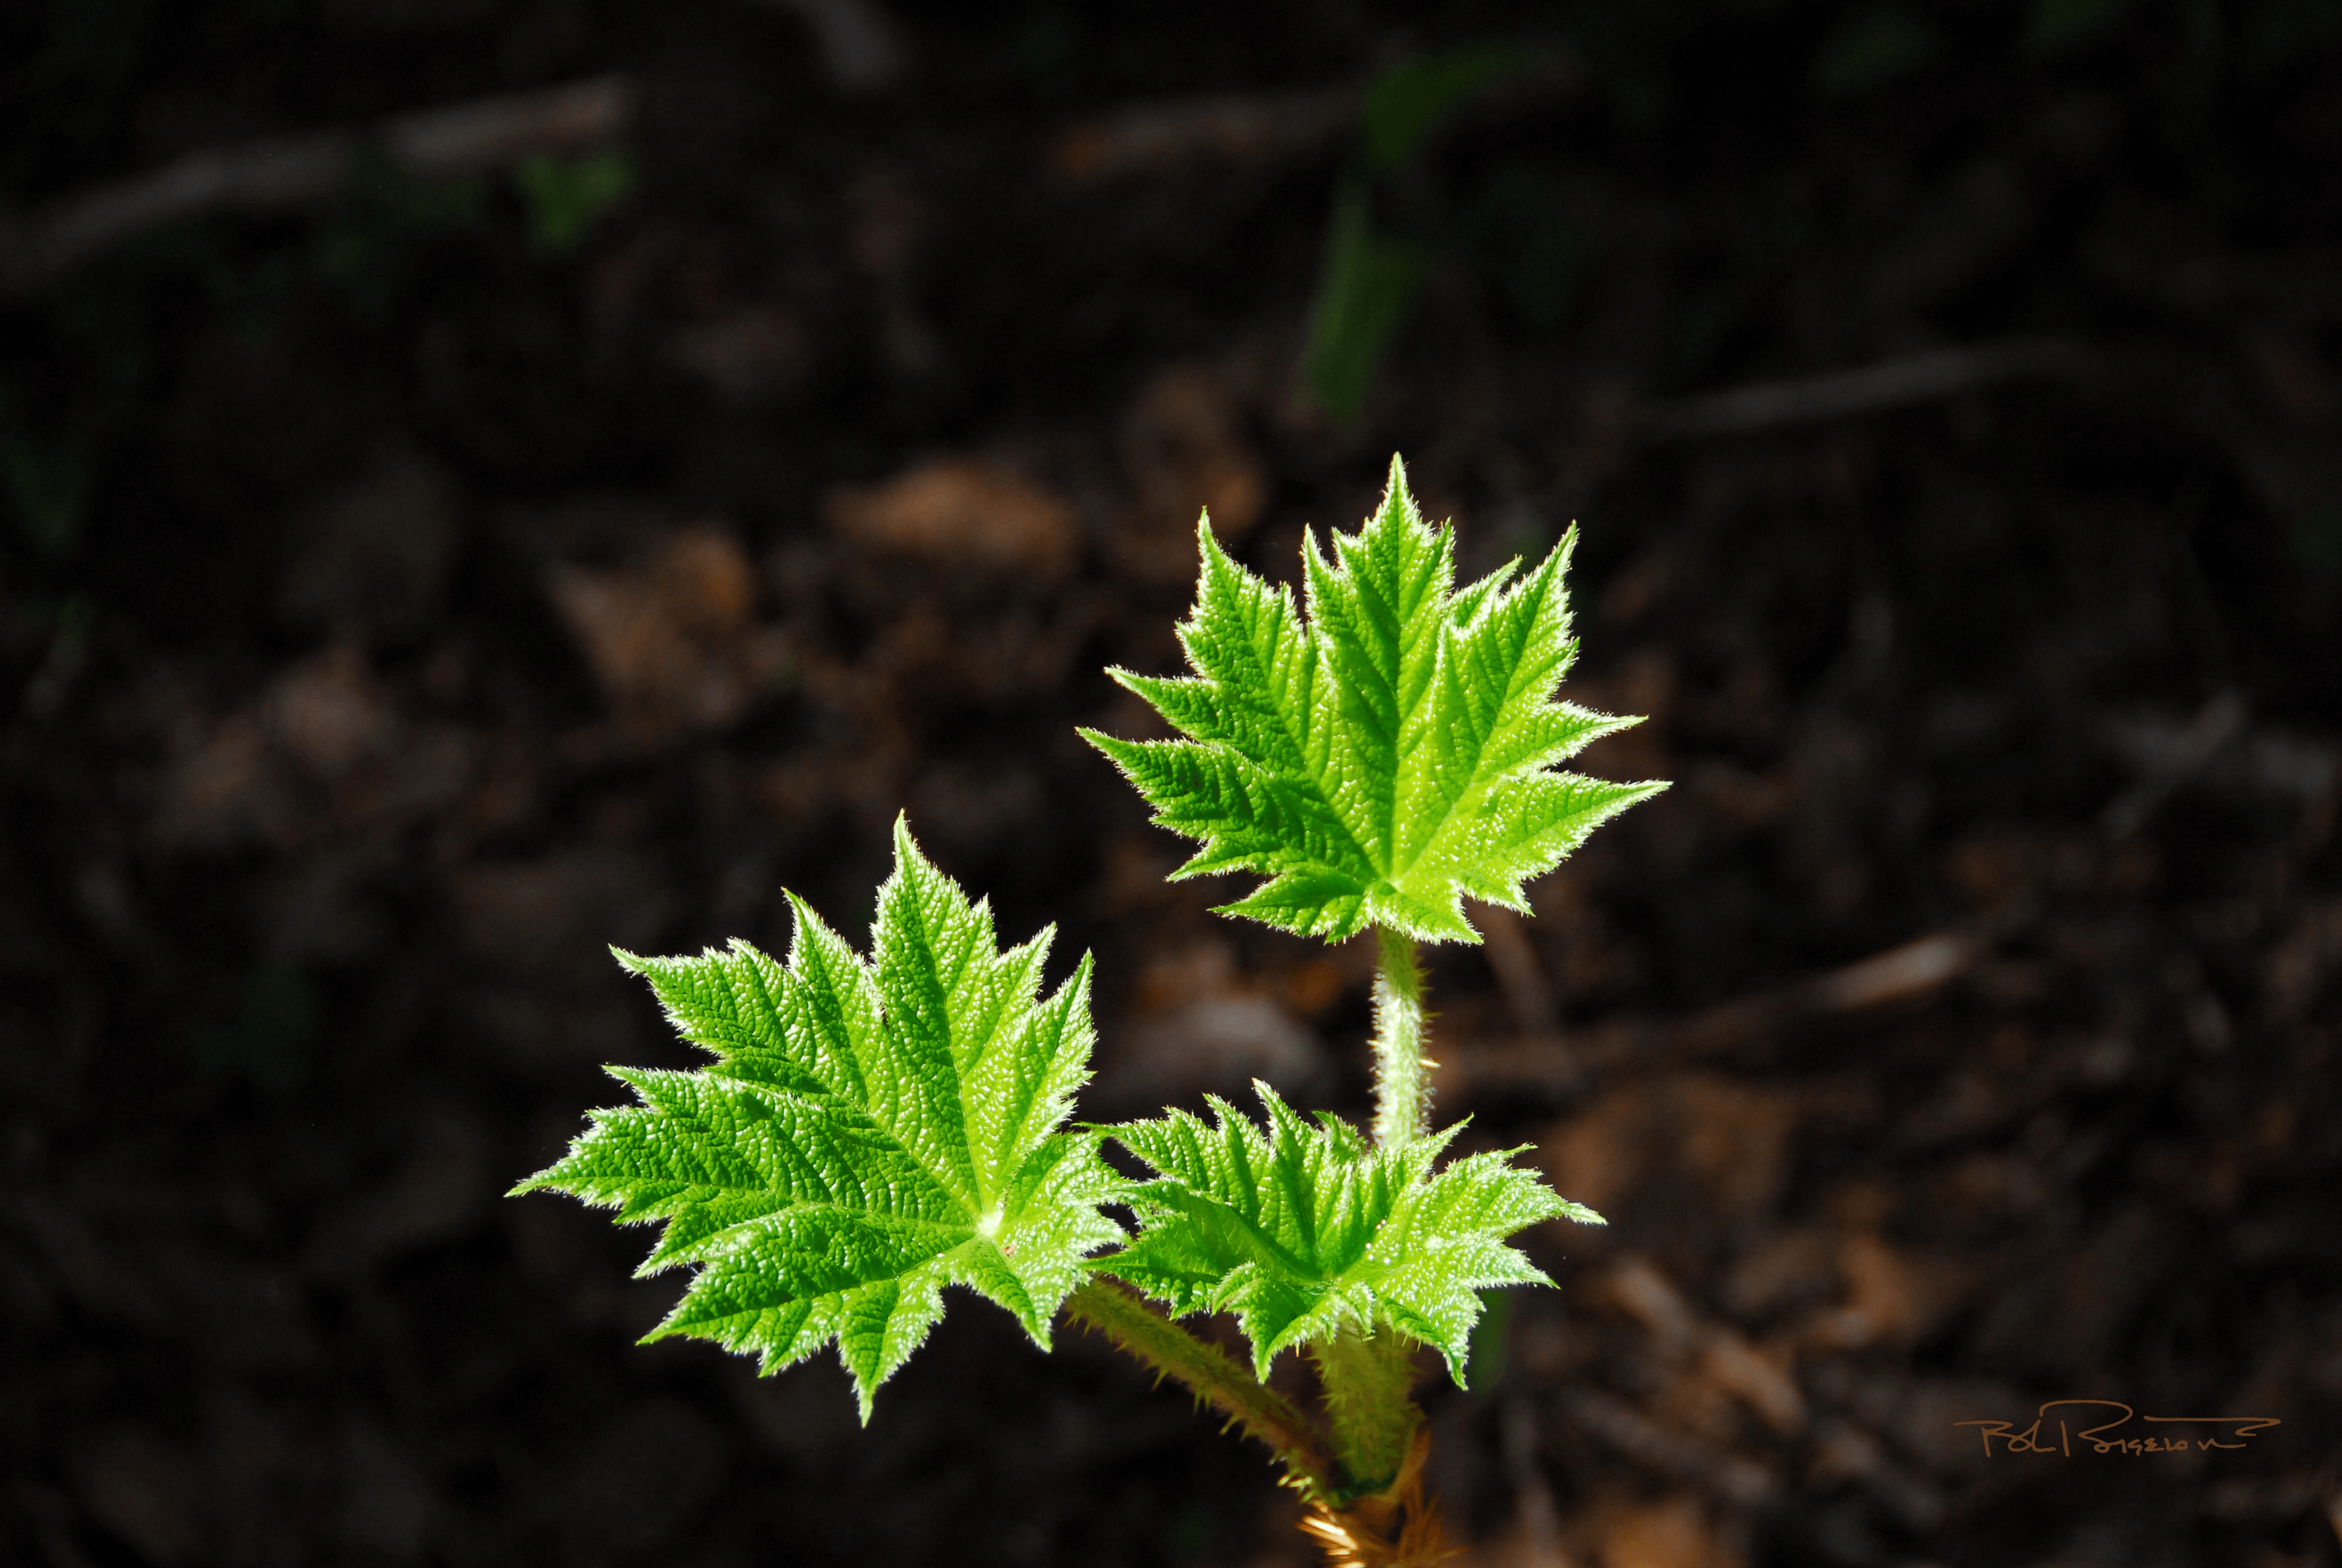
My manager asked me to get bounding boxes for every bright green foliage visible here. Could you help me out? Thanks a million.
[1083,456,1665,945]
[1099,1081,1599,1382]
[513,453,1647,1545]
[510,816,1123,1419]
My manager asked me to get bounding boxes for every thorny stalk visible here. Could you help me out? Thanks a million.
[1062,1279,1341,1502]
[1065,1280,1458,1567]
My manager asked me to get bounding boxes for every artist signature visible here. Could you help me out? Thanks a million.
[1955,1401,2279,1459]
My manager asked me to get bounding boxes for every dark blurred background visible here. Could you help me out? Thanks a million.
[3,2,2339,1565]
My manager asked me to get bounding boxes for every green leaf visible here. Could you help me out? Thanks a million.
[1097,1081,1600,1381]
[510,815,1124,1419]
[1082,455,1666,944]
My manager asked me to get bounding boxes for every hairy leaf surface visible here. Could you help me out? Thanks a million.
[511,816,1123,1418]
[1098,1083,1600,1379]
[1083,455,1665,943]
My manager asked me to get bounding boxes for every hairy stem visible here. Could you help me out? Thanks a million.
[1308,1325,1423,1494]
[1369,926,1430,1148]
[1336,935,1455,1565]
[1063,1278,1340,1503]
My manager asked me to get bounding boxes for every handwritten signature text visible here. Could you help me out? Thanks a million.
[1954,1401,2278,1459]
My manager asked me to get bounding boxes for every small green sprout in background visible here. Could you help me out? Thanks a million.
[513,148,637,257]
[1302,183,1431,422]
[1357,45,1543,176]
[514,457,1664,1565]
[1303,45,1549,418]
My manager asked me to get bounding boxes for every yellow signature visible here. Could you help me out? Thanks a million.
[1954,1400,2279,1459]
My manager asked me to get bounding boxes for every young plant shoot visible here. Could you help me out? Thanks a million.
[513,457,1666,1566]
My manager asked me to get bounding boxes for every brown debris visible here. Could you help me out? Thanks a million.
[1490,1398,1572,1568]
[545,526,788,738]
[824,458,1079,580]
[66,1426,206,1568]
[451,846,679,973]
[1591,1256,1807,1437]
[1106,938,1334,1110]
[1581,1491,1742,1568]
[155,706,303,850]
[756,0,912,96]
[152,643,473,850]
[1558,1390,1775,1511]
[1539,1074,1801,1237]
[2267,899,2342,1022]
[1798,1230,1976,1353]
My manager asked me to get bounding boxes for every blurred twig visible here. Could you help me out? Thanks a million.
[1640,337,2095,442]
[1047,59,1581,185]
[1447,926,1991,1101]
[752,0,910,95]
[0,74,636,296]
[1049,88,1358,181]
[2099,688,2249,841]
[1499,1398,1576,1568]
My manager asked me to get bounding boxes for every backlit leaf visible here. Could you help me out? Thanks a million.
[1083,455,1664,944]
[511,815,1124,1419]
[1098,1081,1600,1380]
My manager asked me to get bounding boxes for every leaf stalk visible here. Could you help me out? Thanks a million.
[1062,1278,1341,1504]
[1369,926,1430,1148]
[1308,1324,1423,1495]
